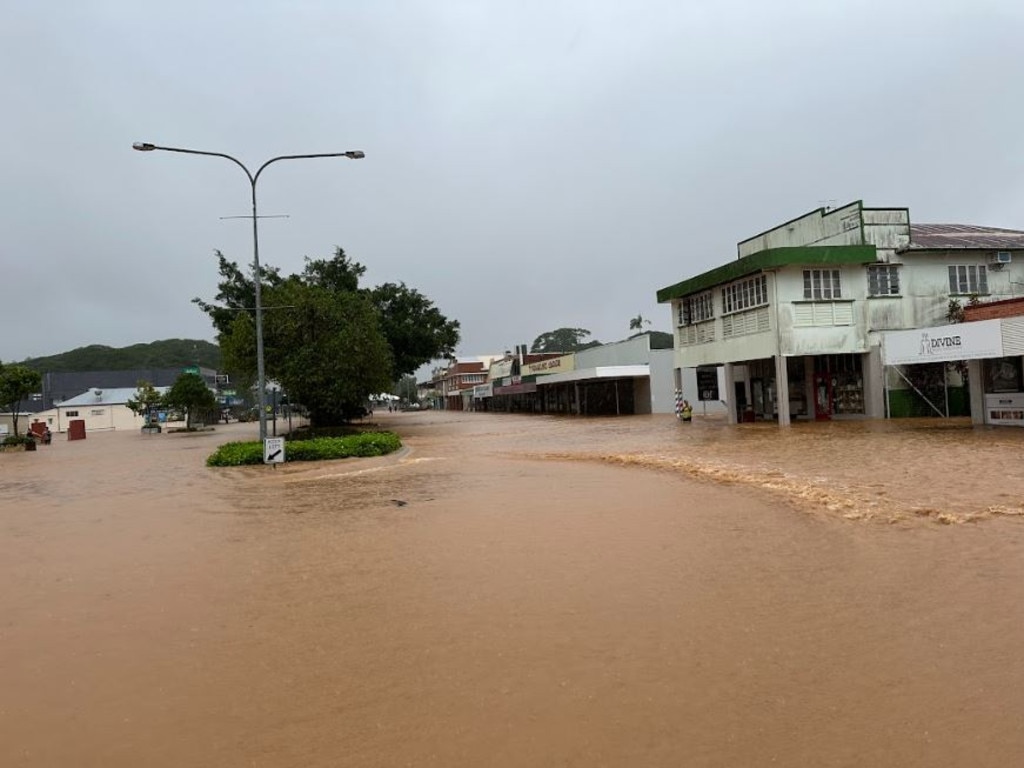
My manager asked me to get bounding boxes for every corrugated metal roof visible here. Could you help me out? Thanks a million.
[906,223,1024,250]
[57,386,169,407]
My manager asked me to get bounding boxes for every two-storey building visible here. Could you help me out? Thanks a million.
[657,201,1024,425]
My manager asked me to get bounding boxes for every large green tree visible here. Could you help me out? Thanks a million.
[530,328,601,353]
[369,282,460,377]
[198,246,459,424]
[164,373,217,429]
[0,362,42,437]
[192,250,283,338]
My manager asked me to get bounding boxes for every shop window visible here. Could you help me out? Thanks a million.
[867,265,900,296]
[814,354,864,414]
[803,269,842,300]
[985,357,1022,393]
[948,265,988,295]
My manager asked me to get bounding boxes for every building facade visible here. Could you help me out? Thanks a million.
[657,201,1024,425]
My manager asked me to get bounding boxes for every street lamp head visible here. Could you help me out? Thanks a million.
[344,150,365,159]
[132,142,156,151]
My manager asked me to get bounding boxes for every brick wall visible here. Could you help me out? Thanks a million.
[964,298,1024,322]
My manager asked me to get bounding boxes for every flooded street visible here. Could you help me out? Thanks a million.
[3,412,1024,767]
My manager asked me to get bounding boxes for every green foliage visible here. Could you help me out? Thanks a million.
[530,327,602,353]
[629,314,652,332]
[0,362,43,437]
[3,434,36,446]
[192,251,283,338]
[206,431,402,467]
[20,339,220,373]
[199,245,458,427]
[302,248,365,294]
[395,374,419,402]
[368,282,460,376]
[222,278,394,425]
[126,380,164,420]
[164,373,217,429]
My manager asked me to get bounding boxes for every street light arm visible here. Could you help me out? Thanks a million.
[252,151,365,185]
[133,143,256,185]
[132,140,364,445]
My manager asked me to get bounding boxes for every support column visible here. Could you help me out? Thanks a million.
[968,359,985,425]
[863,347,885,419]
[804,357,816,419]
[774,355,791,427]
[723,363,737,425]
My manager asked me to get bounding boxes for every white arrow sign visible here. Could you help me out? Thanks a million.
[263,436,285,464]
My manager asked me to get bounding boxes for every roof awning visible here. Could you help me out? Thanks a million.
[537,365,649,385]
[493,382,537,395]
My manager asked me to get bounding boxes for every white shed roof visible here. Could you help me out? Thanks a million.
[57,386,170,407]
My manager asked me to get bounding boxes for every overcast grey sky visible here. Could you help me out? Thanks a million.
[4,0,1024,365]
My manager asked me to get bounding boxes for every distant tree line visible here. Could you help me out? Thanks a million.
[19,339,221,373]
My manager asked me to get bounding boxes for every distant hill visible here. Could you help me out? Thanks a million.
[22,339,221,373]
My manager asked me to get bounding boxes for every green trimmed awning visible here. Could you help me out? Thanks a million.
[656,245,878,303]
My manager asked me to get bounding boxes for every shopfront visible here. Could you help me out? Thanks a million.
[883,318,1024,426]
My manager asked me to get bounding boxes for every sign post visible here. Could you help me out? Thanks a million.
[263,436,285,466]
[696,367,720,402]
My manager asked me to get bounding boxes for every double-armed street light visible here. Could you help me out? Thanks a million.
[132,141,364,444]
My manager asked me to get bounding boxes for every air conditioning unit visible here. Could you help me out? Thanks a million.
[991,251,1012,265]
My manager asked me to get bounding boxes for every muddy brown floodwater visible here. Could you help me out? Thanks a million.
[2,412,1024,767]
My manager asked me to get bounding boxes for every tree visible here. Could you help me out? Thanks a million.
[163,373,217,429]
[221,277,393,425]
[0,362,42,437]
[530,328,601,353]
[629,314,652,332]
[192,250,283,338]
[197,245,459,425]
[395,374,419,403]
[21,339,220,373]
[126,380,164,424]
[368,282,460,377]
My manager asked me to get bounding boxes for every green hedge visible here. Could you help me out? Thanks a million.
[207,431,402,467]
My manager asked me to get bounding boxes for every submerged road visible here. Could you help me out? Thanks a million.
[2,412,1023,767]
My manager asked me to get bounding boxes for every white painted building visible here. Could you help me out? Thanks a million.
[31,386,171,433]
[657,201,1024,425]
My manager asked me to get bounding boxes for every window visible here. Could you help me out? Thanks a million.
[678,292,714,326]
[65,410,79,417]
[803,269,842,300]
[722,275,768,315]
[948,265,988,295]
[867,265,900,296]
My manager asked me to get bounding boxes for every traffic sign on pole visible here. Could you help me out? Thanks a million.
[263,436,285,464]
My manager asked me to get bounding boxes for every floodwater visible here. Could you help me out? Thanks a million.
[2,412,1024,767]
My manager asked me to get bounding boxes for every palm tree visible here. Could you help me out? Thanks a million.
[629,314,652,332]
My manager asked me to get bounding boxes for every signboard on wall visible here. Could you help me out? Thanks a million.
[696,367,719,402]
[985,393,1024,427]
[522,354,576,376]
[882,319,1003,365]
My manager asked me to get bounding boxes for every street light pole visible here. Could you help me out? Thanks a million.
[132,142,364,443]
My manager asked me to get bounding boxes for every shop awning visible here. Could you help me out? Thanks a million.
[493,382,538,395]
[536,365,649,385]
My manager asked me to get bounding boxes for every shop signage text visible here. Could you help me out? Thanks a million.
[882,319,1003,366]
